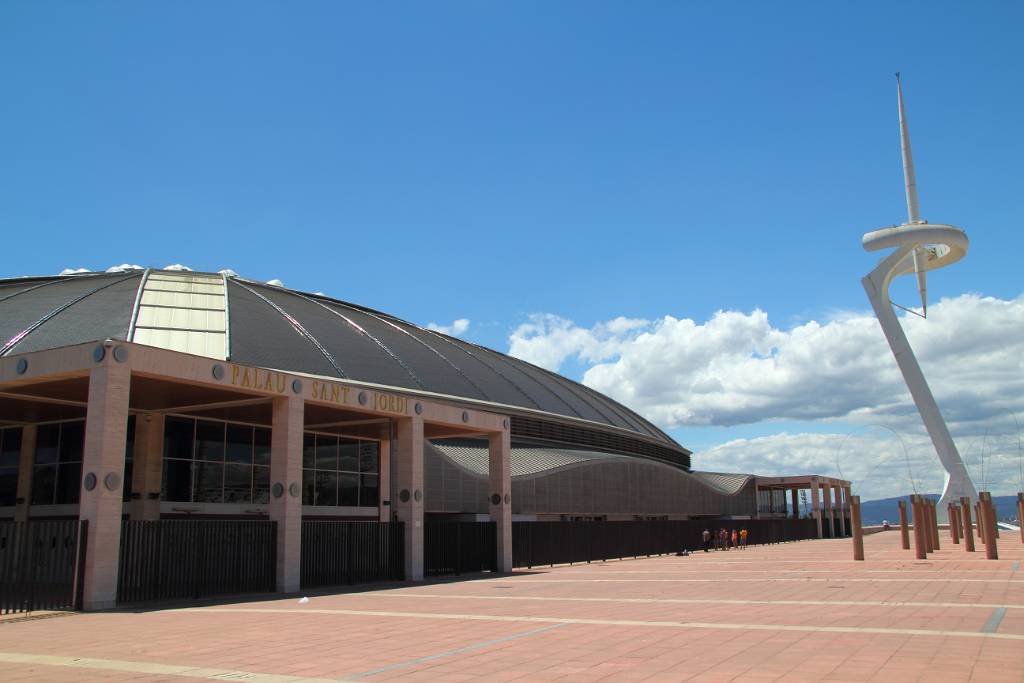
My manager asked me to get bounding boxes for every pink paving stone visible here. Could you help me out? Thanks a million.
[0,531,1022,681]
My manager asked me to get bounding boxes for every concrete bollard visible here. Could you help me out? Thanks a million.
[922,500,935,553]
[851,495,864,561]
[929,500,941,551]
[1018,493,1024,544]
[898,499,911,550]
[980,491,998,560]
[949,504,960,544]
[911,495,927,560]
[960,497,975,553]
[976,503,984,540]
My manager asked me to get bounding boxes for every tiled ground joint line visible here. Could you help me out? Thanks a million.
[347,623,566,678]
[490,577,1024,584]
[0,651,336,683]
[372,592,1024,610]
[194,607,1024,641]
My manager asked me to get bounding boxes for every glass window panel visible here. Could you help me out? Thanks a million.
[223,463,252,503]
[359,442,379,473]
[195,421,225,462]
[314,470,337,506]
[31,465,57,505]
[360,474,379,508]
[225,424,254,464]
[339,439,359,472]
[35,424,60,465]
[302,433,316,469]
[164,417,195,460]
[302,469,315,505]
[0,427,22,468]
[0,467,18,506]
[253,465,270,504]
[56,463,81,504]
[315,435,337,470]
[59,422,85,463]
[339,473,358,507]
[192,460,223,503]
[162,458,192,502]
[253,428,271,466]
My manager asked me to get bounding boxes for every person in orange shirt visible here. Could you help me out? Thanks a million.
[739,528,748,549]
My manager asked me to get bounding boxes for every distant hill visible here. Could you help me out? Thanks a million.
[859,494,1021,526]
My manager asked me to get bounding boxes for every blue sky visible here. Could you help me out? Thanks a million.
[3,2,1023,497]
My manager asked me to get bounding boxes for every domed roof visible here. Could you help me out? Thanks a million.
[0,268,686,463]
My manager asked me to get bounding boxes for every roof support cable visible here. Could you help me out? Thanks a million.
[230,280,348,379]
[328,301,492,401]
[288,291,427,390]
[413,324,544,410]
[0,273,142,356]
[125,268,152,341]
[0,273,104,304]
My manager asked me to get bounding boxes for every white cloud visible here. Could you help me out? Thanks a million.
[58,267,90,275]
[163,264,192,271]
[426,318,470,337]
[697,430,1024,500]
[266,278,285,287]
[106,264,143,273]
[508,294,1024,434]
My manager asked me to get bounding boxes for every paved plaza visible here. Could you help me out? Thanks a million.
[2,530,1023,682]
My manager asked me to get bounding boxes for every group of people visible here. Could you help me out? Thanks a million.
[701,527,748,551]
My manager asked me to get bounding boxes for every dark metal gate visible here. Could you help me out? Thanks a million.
[117,520,276,604]
[0,520,87,614]
[301,521,404,588]
[424,521,496,576]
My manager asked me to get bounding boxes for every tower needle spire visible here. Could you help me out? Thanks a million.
[896,72,921,224]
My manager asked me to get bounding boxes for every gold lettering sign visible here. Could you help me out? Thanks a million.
[229,365,286,393]
[374,392,408,415]
[310,379,350,405]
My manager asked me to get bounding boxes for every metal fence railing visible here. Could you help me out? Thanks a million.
[0,520,87,614]
[301,521,404,588]
[118,520,276,604]
[512,518,819,568]
[424,521,496,576]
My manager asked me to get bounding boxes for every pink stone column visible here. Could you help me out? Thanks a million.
[929,500,940,551]
[911,495,927,560]
[130,413,164,521]
[822,485,834,538]
[270,395,304,592]
[810,480,822,539]
[1018,493,1024,544]
[949,504,960,544]
[13,424,36,522]
[836,486,847,537]
[377,435,391,523]
[394,416,424,580]
[488,427,512,572]
[79,356,131,610]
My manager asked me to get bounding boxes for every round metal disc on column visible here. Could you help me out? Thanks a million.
[112,346,128,363]
[289,482,300,497]
[414,490,422,502]
[92,346,105,363]
[212,364,225,380]
[358,392,368,406]
[292,379,302,394]
[399,489,410,502]
[16,358,28,375]
[83,472,97,491]
[490,494,501,505]
[104,472,121,491]
[272,483,284,498]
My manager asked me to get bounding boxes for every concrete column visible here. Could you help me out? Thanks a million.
[976,502,984,539]
[923,501,935,553]
[810,480,822,539]
[377,437,391,523]
[130,413,164,521]
[929,500,940,551]
[911,495,927,559]
[791,488,800,519]
[836,486,847,538]
[13,424,36,522]
[960,496,975,553]
[488,428,512,572]
[851,495,864,561]
[980,491,998,560]
[270,395,303,592]
[79,359,131,610]
[393,416,424,581]
[822,485,834,539]
[897,499,910,549]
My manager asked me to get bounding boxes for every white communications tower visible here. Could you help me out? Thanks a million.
[860,74,978,518]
